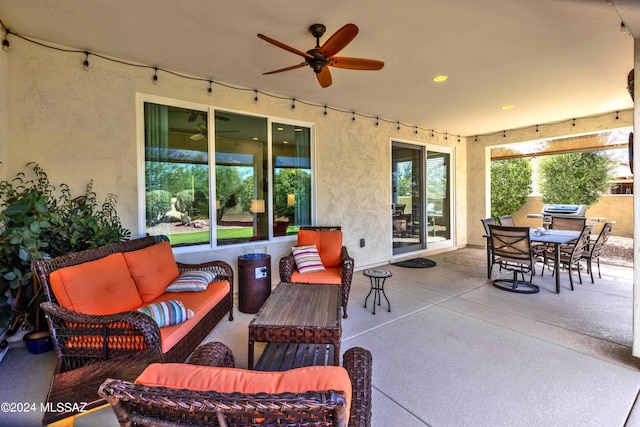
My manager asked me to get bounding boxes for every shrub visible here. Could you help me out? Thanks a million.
[145,189,172,226]
[491,158,532,218]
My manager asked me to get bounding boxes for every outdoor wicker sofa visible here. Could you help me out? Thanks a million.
[99,341,373,427]
[279,226,354,318]
[33,236,234,372]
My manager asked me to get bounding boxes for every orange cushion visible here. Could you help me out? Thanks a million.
[136,362,352,421]
[291,268,342,285]
[146,280,231,354]
[124,242,180,303]
[297,230,343,268]
[49,253,142,315]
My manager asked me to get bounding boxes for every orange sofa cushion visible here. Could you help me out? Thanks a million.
[291,268,342,285]
[297,230,343,268]
[145,280,231,354]
[124,241,180,303]
[49,253,142,315]
[136,362,352,421]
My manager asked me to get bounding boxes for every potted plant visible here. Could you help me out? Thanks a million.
[0,163,130,336]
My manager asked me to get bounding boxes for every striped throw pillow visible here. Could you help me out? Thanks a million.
[166,270,217,292]
[291,244,325,274]
[138,300,194,327]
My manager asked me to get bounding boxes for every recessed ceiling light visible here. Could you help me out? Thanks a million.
[294,128,302,132]
[433,75,448,82]
[283,140,289,144]
[277,127,284,131]
[501,105,515,110]
[252,137,259,141]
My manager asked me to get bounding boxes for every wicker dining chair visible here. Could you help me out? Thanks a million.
[488,225,539,294]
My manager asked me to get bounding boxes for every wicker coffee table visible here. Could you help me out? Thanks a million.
[248,282,341,369]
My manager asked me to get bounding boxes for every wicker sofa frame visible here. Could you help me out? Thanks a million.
[278,226,354,318]
[99,341,372,427]
[33,236,235,374]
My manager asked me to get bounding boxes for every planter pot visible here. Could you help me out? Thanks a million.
[23,331,53,354]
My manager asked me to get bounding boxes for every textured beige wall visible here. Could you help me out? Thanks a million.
[2,37,464,271]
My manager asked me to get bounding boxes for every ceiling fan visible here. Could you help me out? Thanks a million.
[190,123,239,141]
[257,23,384,88]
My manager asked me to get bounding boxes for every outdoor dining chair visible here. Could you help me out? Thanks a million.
[488,225,539,294]
[498,215,515,226]
[544,224,594,290]
[582,222,615,283]
[550,216,586,231]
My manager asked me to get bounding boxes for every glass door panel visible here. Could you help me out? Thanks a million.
[392,143,424,255]
[427,151,451,243]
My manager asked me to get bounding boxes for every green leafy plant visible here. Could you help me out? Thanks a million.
[0,163,130,328]
[491,158,533,218]
[538,152,615,206]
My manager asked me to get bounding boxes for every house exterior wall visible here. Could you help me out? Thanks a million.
[1,36,466,271]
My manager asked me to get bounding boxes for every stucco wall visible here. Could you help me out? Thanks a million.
[2,37,466,273]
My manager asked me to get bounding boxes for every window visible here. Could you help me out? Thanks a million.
[141,97,313,247]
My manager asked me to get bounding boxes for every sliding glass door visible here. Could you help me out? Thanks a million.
[392,142,453,255]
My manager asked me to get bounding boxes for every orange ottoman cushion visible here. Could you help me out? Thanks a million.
[49,253,142,314]
[297,230,343,268]
[136,363,352,421]
[124,241,180,303]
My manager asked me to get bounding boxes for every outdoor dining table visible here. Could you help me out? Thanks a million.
[529,228,582,293]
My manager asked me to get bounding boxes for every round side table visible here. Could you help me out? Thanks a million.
[363,269,392,314]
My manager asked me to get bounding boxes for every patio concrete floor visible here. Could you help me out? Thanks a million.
[0,246,638,426]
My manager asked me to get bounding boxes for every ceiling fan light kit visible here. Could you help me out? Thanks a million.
[257,23,384,88]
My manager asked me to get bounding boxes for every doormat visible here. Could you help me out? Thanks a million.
[391,258,437,268]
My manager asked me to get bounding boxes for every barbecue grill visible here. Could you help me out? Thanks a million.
[526,204,596,225]
[541,204,587,217]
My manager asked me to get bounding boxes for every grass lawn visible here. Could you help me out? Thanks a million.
[166,226,300,245]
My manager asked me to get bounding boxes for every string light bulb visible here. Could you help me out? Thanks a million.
[82,52,90,70]
[152,67,158,85]
[291,99,296,110]
[254,90,258,102]
[2,35,9,52]
[208,80,213,95]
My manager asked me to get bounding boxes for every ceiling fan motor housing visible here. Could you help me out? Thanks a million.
[305,49,328,73]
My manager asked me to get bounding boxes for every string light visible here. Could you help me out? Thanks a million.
[352,112,355,123]
[82,51,89,70]
[2,25,630,143]
[572,118,576,127]
[445,133,448,140]
[2,30,10,52]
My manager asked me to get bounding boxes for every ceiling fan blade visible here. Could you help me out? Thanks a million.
[318,23,359,58]
[328,57,384,70]
[316,66,332,88]
[262,62,308,75]
[257,34,314,59]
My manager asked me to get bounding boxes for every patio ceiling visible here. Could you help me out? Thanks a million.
[0,0,638,138]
